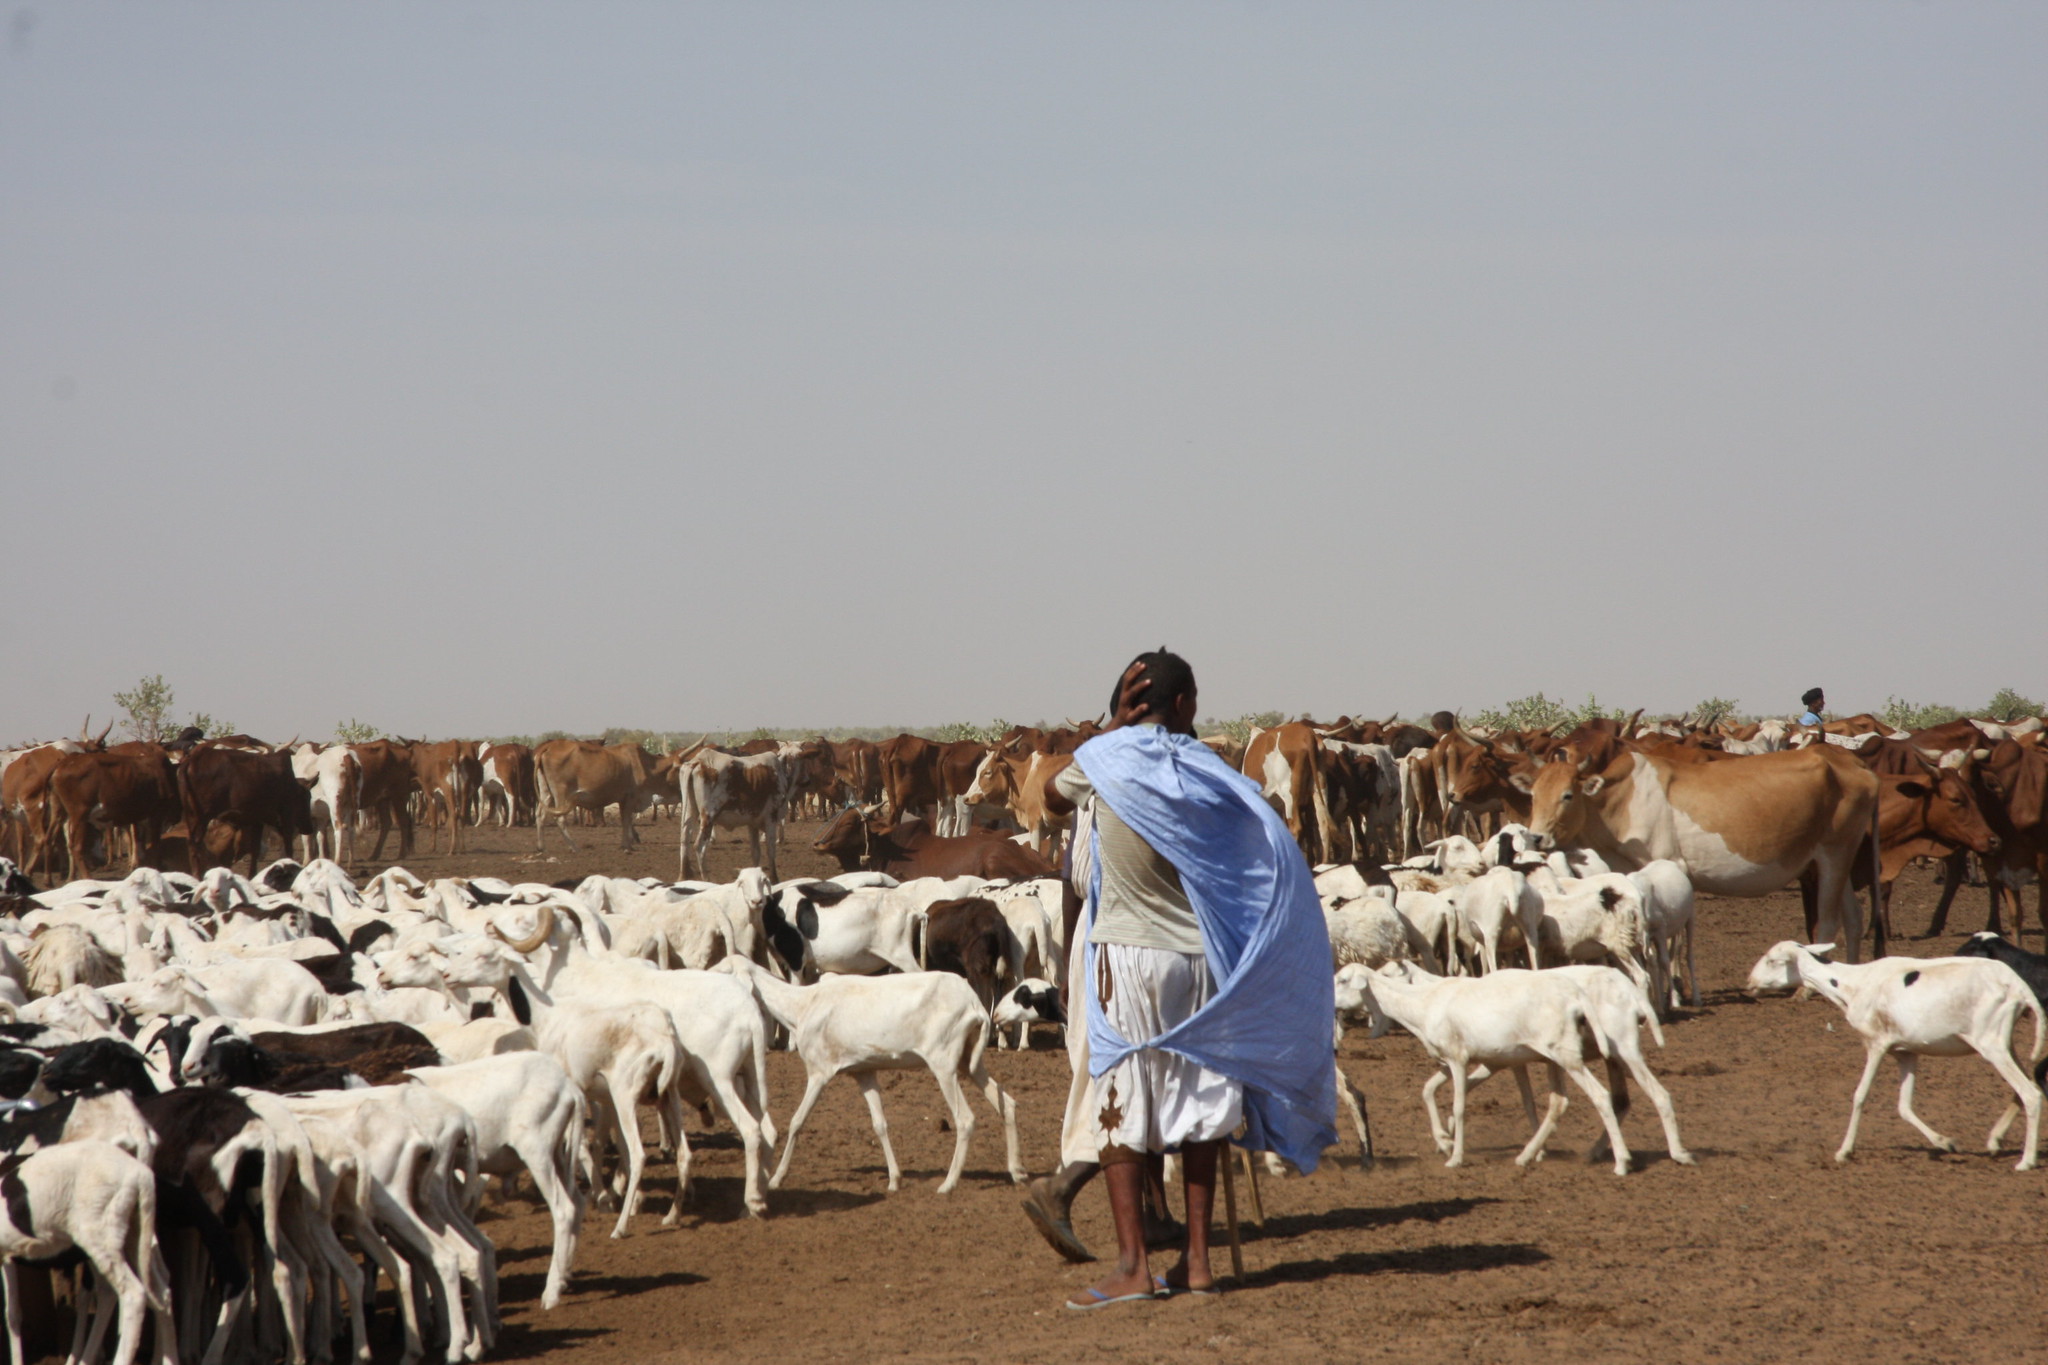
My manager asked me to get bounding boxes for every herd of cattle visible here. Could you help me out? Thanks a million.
[1,703,2046,1365]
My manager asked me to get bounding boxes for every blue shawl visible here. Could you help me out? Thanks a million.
[1076,725,1337,1171]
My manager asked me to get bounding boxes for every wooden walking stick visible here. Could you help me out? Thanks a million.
[1239,1145,1266,1225]
[1219,1143,1245,1281]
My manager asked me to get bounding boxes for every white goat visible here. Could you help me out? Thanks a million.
[22,922,124,996]
[1341,962,1632,1175]
[1746,941,2045,1169]
[284,1086,495,1363]
[0,1141,178,1365]
[1325,898,1442,974]
[1449,867,1544,974]
[718,957,1029,1194]
[403,1052,586,1310]
[763,883,923,979]
[1629,859,1698,1012]
[432,918,779,1219]
[535,1002,688,1238]
[1530,875,1650,989]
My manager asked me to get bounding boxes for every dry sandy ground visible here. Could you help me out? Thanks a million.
[45,816,2048,1363]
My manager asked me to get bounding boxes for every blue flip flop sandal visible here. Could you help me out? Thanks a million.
[1066,1287,1159,1311]
[1154,1274,1222,1298]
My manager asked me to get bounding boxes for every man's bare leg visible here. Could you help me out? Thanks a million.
[1142,1153,1184,1247]
[1067,1155,1153,1307]
[1022,1161,1098,1262]
[1160,1139,1220,1293]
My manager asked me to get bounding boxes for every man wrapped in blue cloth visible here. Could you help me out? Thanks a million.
[1033,650,1336,1310]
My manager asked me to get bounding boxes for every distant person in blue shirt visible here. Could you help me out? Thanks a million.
[1799,687,1825,727]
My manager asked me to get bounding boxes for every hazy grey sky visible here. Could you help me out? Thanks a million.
[4,2,2043,741]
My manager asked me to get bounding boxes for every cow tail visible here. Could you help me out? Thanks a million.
[533,760,559,821]
[1309,757,1336,864]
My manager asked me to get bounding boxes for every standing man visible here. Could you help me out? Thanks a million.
[1030,650,1336,1309]
[1799,687,1826,728]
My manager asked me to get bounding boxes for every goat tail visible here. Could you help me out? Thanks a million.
[1639,995,1667,1051]
[655,1036,681,1106]
[560,1087,588,1188]
[746,1018,777,1151]
[127,1172,164,1311]
[960,1008,991,1083]
[2026,990,2047,1087]
[1575,1003,1612,1061]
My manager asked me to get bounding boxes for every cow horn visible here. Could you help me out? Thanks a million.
[80,714,92,741]
[488,903,556,954]
[95,721,114,746]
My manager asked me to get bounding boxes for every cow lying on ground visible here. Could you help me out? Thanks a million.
[812,808,1054,881]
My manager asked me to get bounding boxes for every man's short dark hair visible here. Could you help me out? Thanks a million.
[1802,688,1824,709]
[1112,648,1196,721]
[1429,710,1457,733]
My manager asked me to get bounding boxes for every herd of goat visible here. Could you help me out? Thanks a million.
[4,802,2048,1365]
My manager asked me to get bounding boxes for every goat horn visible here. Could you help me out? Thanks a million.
[488,903,556,954]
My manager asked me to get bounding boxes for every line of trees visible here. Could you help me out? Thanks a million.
[27,676,2036,757]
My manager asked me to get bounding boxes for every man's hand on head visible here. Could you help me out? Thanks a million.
[1105,661,1153,732]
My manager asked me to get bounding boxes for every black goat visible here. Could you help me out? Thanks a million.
[246,1021,438,1084]
[34,1039,255,1308]
[0,1048,41,1100]
[194,1036,356,1093]
[1957,932,2048,1089]
[922,897,1014,1015]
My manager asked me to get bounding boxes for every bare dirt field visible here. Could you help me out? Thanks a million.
[70,817,2048,1363]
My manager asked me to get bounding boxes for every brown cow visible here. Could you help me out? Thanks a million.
[1518,745,1881,959]
[48,746,181,880]
[177,744,316,874]
[350,740,418,862]
[475,743,537,827]
[677,741,830,880]
[1818,767,2001,955]
[1434,732,1533,838]
[812,807,1055,881]
[4,732,109,874]
[533,739,659,852]
[829,738,882,807]
[962,748,1073,856]
[934,740,990,837]
[1921,738,2048,939]
[408,740,472,855]
[877,735,942,825]
[1241,722,1333,863]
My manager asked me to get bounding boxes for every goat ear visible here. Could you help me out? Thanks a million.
[1804,942,1836,958]
[1579,775,1606,797]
